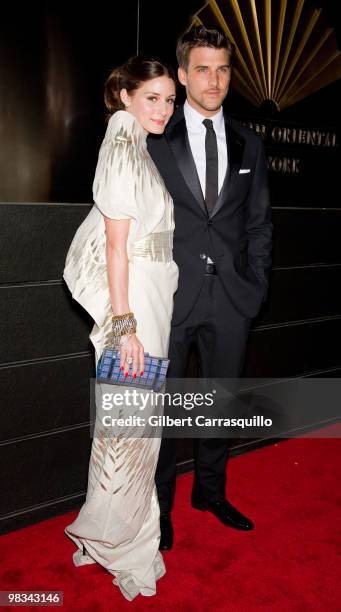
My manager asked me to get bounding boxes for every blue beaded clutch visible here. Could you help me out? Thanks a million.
[96,349,169,392]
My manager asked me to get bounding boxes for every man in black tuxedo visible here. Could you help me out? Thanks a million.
[147,26,272,550]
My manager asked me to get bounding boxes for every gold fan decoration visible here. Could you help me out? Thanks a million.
[192,0,341,110]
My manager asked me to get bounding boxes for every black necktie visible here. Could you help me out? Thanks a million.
[203,118,218,214]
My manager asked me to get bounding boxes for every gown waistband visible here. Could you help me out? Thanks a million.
[128,231,173,262]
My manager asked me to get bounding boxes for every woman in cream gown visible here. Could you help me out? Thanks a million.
[63,60,178,601]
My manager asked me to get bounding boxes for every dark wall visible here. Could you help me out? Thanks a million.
[1,0,340,203]
[0,0,200,203]
[1,1,340,533]
[1,197,340,533]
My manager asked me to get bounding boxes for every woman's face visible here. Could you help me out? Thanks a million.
[121,76,176,134]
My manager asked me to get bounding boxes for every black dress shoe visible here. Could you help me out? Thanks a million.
[192,498,254,530]
[159,512,174,550]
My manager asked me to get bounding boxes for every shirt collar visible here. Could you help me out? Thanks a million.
[184,99,224,133]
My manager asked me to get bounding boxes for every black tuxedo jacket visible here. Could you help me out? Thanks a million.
[147,105,273,325]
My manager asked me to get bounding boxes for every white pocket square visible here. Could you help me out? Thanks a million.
[239,169,250,174]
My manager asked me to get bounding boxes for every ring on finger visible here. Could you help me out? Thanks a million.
[127,357,133,365]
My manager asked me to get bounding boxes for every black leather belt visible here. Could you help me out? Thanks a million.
[205,261,217,275]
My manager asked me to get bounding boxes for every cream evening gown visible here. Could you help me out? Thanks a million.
[63,110,178,600]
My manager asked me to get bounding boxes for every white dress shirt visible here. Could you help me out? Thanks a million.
[184,99,228,198]
[184,100,228,264]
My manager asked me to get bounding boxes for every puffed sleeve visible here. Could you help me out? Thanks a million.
[92,111,141,222]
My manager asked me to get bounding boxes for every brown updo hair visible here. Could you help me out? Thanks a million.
[104,56,176,116]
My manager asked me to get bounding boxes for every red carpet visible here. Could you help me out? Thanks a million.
[1,427,341,611]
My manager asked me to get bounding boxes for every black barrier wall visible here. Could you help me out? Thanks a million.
[1,195,340,533]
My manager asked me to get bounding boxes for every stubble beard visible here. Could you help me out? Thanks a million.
[188,90,226,114]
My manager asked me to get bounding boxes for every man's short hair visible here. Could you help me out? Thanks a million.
[176,25,233,70]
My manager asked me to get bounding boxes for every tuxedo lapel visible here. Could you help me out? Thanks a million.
[166,110,207,215]
[165,107,245,218]
[211,116,246,217]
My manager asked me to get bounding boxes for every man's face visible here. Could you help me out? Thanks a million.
[178,46,231,117]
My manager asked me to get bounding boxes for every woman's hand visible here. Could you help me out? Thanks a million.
[119,333,145,378]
